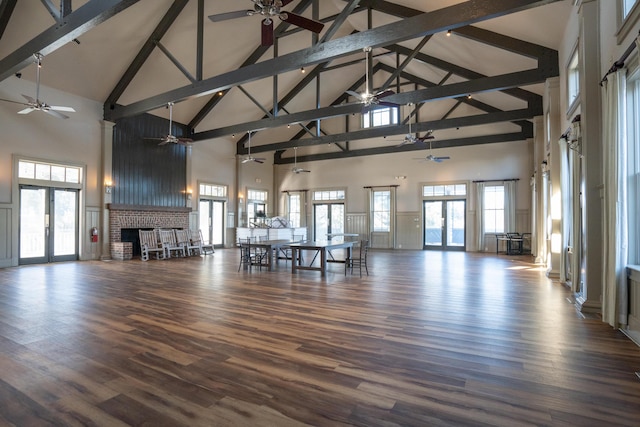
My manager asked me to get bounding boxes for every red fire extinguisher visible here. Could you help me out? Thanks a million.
[90,227,99,243]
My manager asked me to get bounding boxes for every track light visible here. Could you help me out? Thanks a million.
[446,30,451,37]
[301,67,305,73]
[467,94,472,99]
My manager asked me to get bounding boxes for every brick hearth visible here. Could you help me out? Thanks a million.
[108,204,190,260]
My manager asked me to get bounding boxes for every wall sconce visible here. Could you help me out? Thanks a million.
[105,182,113,194]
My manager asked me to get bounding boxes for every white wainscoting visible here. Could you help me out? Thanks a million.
[396,212,421,250]
[85,207,101,260]
[0,204,13,267]
[346,213,367,238]
[626,266,640,346]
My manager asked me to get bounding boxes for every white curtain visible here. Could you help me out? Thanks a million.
[601,69,628,328]
[475,182,485,251]
[504,180,516,232]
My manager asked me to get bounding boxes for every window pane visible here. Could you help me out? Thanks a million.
[66,167,80,183]
[35,164,50,180]
[19,161,35,179]
[51,165,66,182]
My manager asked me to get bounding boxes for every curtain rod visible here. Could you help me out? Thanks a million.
[363,185,399,189]
[472,178,519,183]
[281,189,309,193]
[600,30,640,86]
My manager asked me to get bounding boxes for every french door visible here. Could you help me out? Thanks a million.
[199,199,225,247]
[423,200,466,251]
[19,186,79,264]
[314,203,344,240]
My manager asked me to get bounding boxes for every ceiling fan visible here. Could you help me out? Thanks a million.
[242,131,266,164]
[413,141,450,163]
[208,1,325,47]
[144,102,193,146]
[394,103,435,147]
[346,47,397,113]
[291,147,310,174]
[0,53,75,119]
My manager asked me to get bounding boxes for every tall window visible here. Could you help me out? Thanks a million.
[623,0,638,18]
[288,193,301,227]
[372,190,391,232]
[627,67,640,263]
[484,185,505,233]
[362,106,398,128]
[247,189,268,224]
[567,46,580,114]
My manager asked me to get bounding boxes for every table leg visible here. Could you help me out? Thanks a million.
[320,248,327,277]
[291,247,298,274]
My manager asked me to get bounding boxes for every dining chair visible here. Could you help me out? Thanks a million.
[345,239,369,277]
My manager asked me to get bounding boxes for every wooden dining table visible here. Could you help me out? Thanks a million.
[288,239,356,276]
[246,239,296,271]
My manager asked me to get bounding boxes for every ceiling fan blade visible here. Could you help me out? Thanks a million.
[376,89,395,99]
[49,105,76,112]
[435,156,451,161]
[261,18,274,46]
[280,0,295,6]
[0,98,29,106]
[254,158,266,164]
[281,12,324,33]
[21,94,36,104]
[377,101,400,108]
[345,90,363,100]
[43,109,70,119]
[208,10,252,22]
[17,107,35,114]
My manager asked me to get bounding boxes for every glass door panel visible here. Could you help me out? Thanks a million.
[314,203,344,240]
[446,200,466,247]
[20,186,79,264]
[423,199,466,251]
[424,201,443,247]
[200,199,225,247]
[20,187,47,261]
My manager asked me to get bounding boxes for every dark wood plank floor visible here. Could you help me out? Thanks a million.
[1,249,640,426]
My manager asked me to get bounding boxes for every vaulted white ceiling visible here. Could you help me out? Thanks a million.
[0,0,574,163]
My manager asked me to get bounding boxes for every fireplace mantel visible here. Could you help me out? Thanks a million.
[108,204,192,212]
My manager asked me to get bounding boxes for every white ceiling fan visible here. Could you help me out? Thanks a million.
[346,47,397,113]
[241,131,266,164]
[393,103,435,147]
[0,53,75,119]
[291,147,310,174]
[413,140,450,163]
[144,102,193,146]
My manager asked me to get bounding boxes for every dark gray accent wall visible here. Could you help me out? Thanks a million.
[112,113,188,208]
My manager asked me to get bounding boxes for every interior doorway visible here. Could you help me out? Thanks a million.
[423,200,466,251]
[19,186,79,264]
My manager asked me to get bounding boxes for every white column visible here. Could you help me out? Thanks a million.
[545,77,562,278]
[575,0,603,313]
[100,120,115,260]
[533,116,546,264]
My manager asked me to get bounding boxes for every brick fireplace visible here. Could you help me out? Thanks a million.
[108,204,191,260]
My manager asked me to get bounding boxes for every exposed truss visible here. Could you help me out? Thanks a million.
[0,0,564,165]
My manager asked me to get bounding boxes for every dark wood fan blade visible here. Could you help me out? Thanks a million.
[261,19,274,46]
[208,10,252,22]
[0,98,29,106]
[378,101,399,108]
[376,89,395,99]
[281,0,295,6]
[281,12,324,33]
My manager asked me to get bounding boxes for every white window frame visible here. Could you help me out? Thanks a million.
[627,62,640,264]
[566,43,580,117]
[287,192,302,228]
[484,185,505,234]
[618,0,640,42]
[372,190,391,232]
[362,106,398,128]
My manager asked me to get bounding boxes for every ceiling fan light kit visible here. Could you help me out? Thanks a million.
[208,1,324,47]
